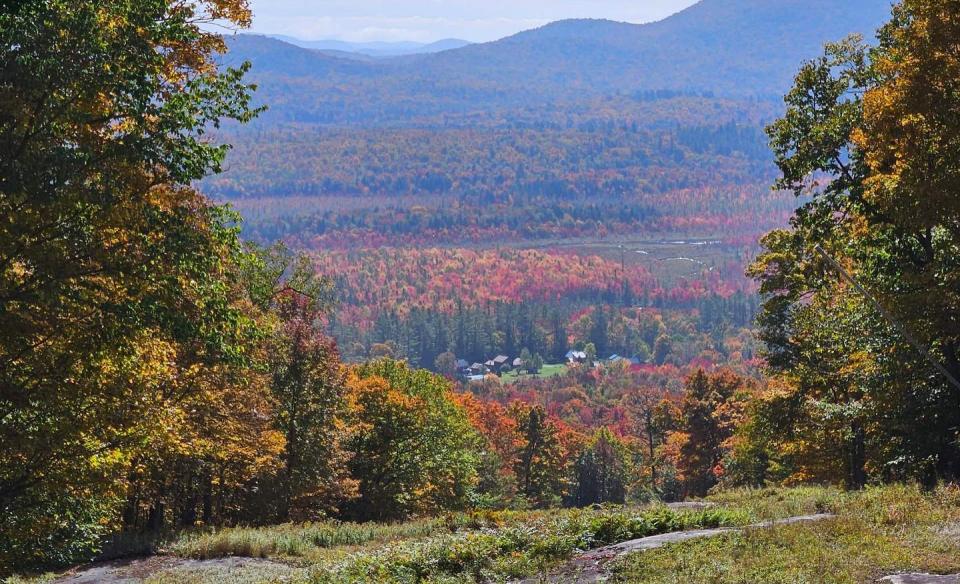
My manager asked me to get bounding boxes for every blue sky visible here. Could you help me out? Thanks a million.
[246,0,701,43]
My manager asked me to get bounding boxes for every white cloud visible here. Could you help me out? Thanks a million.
[247,0,699,42]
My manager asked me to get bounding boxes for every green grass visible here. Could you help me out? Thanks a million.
[500,363,568,383]
[611,484,960,583]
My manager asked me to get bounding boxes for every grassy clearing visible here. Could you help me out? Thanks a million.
[611,484,960,583]
[500,363,567,383]
[145,561,299,584]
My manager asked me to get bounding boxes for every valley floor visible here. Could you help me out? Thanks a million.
[16,485,960,584]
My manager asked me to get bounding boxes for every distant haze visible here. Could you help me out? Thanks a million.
[247,0,701,43]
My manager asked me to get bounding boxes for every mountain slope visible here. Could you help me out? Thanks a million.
[413,0,891,96]
[221,35,378,77]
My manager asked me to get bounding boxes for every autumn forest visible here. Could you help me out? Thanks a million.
[3,0,960,581]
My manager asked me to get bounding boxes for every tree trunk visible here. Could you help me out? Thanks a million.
[201,472,213,525]
[847,421,867,490]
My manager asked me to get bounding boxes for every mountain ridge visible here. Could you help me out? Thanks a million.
[221,0,893,124]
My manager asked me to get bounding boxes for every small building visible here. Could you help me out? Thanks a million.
[513,357,524,368]
[565,350,587,364]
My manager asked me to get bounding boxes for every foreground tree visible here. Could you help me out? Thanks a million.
[455,394,522,506]
[751,0,960,484]
[0,0,259,570]
[571,428,633,507]
[255,244,356,521]
[343,360,480,521]
[512,405,571,508]
[668,370,752,497]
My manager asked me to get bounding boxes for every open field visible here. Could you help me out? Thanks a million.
[500,363,569,383]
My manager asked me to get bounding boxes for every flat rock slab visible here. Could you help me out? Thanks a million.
[517,513,836,583]
[664,502,716,511]
[52,556,289,583]
[881,575,960,584]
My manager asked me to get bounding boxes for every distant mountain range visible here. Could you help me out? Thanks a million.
[268,36,472,57]
[221,0,892,124]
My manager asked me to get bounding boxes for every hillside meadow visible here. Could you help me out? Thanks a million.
[15,485,960,583]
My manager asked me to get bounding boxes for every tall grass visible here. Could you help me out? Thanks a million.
[705,484,846,520]
[171,518,450,560]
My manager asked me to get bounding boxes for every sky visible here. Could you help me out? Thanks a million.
[246,0,702,44]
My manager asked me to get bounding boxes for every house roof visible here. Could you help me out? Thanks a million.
[493,355,509,364]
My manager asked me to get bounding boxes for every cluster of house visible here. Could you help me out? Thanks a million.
[456,351,647,382]
[457,355,524,380]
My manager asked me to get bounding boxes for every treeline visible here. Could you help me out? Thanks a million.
[204,124,773,201]
[311,246,755,324]
[232,186,798,250]
[309,246,758,368]
[239,198,660,248]
[333,295,760,370]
